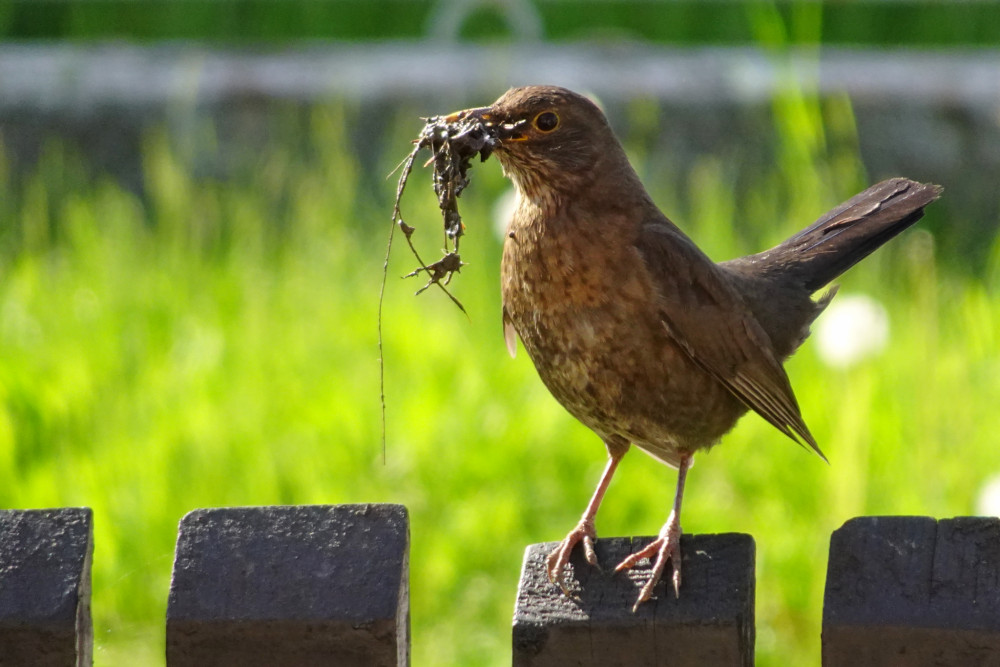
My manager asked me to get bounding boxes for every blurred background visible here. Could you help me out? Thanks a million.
[1,1,998,665]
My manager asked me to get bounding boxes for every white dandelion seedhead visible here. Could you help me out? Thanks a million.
[814,293,890,369]
[976,474,1000,517]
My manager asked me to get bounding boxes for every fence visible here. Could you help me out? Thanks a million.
[1,505,998,666]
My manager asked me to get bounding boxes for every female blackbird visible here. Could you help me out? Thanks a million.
[446,86,941,610]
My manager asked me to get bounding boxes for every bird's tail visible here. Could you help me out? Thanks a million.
[747,178,943,293]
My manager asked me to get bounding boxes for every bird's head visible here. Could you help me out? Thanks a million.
[445,86,624,203]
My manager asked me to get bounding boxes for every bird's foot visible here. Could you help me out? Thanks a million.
[615,510,682,611]
[546,518,599,596]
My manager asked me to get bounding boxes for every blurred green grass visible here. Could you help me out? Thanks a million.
[5,0,1000,46]
[0,94,997,667]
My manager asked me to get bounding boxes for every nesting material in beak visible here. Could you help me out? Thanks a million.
[444,106,527,144]
[385,101,506,312]
[444,106,493,124]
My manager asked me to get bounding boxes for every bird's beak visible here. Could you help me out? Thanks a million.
[444,106,526,143]
[444,106,493,124]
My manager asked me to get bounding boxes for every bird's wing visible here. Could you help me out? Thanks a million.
[636,222,825,459]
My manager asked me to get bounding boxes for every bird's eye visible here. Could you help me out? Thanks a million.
[533,111,559,133]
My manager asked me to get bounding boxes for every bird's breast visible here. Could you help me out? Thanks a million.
[499,205,747,457]
[501,210,660,425]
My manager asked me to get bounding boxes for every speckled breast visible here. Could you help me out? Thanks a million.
[500,211,747,463]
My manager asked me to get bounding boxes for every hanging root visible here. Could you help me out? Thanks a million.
[378,110,499,457]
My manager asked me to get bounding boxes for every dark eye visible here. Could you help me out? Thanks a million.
[533,111,559,132]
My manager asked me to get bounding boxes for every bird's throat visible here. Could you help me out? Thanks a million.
[501,162,569,222]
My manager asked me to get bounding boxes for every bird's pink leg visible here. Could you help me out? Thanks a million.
[615,453,692,611]
[546,439,629,595]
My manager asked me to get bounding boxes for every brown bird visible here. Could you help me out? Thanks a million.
[445,85,941,610]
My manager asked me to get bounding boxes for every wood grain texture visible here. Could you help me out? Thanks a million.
[823,516,1000,666]
[513,534,755,666]
[166,504,409,667]
[0,507,93,667]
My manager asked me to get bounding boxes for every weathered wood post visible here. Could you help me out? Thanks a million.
[513,534,755,666]
[166,503,409,666]
[0,507,94,667]
[823,516,1000,665]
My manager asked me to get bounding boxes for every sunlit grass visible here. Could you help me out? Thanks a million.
[0,98,996,667]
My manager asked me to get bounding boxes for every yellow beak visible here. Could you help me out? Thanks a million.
[444,106,493,124]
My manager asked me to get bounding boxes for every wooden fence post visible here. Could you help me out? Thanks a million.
[823,516,1000,665]
[0,507,93,667]
[166,503,409,667]
[513,534,755,666]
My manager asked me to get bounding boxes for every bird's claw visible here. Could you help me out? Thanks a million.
[615,512,682,611]
[546,519,599,596]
